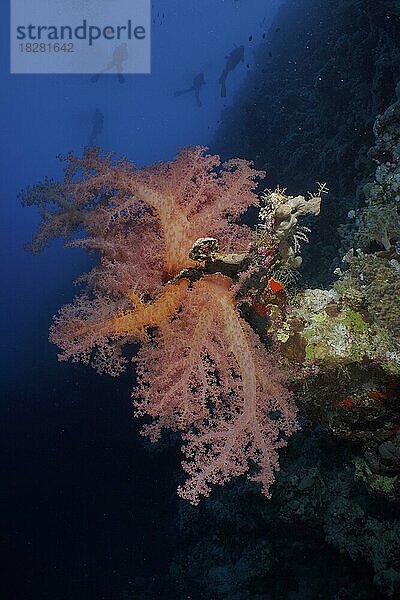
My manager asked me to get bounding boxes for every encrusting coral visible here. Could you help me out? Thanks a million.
[23,146,299,504]
[257,185,323,272]
[274,88,400,379]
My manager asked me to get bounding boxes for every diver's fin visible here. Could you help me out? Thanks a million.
[218,69,228,85]
[220,83,227,98]
[174,87,193,96]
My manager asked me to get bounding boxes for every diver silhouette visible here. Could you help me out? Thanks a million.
[219,46,244,98]
[174,72,206,107]
[89,108,104,146]
[91,43,128,84]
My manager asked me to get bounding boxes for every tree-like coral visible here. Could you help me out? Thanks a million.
[24,145,298,503]
[134,274,297,504]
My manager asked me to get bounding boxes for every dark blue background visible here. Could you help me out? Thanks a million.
[0,1,283,598]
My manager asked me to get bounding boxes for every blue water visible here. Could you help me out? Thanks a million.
[1,1,284,598]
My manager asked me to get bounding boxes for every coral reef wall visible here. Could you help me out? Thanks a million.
[212,0,400,286]
[155,3,400,598]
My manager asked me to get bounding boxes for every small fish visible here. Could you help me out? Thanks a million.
[268,277,285,293]
[249,35,253,42]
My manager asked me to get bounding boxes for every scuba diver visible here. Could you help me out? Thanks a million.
[219,46,244,98]
[91,43,128,84]
[89,108,104,146]
[174,72,206,107]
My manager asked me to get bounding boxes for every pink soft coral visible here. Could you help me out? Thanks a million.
[24,146,298,503]
[134,274,297,504]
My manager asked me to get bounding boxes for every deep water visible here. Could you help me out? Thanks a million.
[1,1,400,599]
[1,1,283,598]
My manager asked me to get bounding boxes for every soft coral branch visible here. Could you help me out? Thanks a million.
[24,146,298,503]
[133,275,297,502]
[177,276,297,503]
[50,278,189,374]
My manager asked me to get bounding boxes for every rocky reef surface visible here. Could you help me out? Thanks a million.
[163,2,400,598]
[212,0,400,287]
